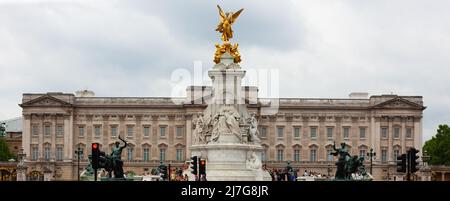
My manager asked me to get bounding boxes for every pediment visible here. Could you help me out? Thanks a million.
[372,97,425,110]
[20,95,72,107]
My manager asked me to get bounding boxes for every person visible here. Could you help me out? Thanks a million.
[304,170,309,176]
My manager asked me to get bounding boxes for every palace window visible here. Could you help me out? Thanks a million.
[79,126,85,137]
[394,127,400,139]
[294,149,300,162]
[406,128,413,139]
[143,148,150,162]
[359,150,366,159]
[32,125,39,136]
[359,127,366,139]
[294,127,301,138]
[143,126,150,137]
[44,125,51,136]
[44,146,51,161]
[327,127,333,139]
[393,149,400,161]
[127,147,133,161]
[56,146,63,161]
[381,127,388,139]
[160,148,166,161]
[261,150,267,162]
[310,149,317,162]
[310,127,317,139]
[160,126,166,137]
[381,149,387,163]
[277,149,284,162]
[260,127,267,138]
[327,149,333,161]
[277,127,284,138]
[95,125,101,137]
[110,126,117,137]
[176,127,184,138]
[127,126,134,137]
[32,146,38,161]
[343,127,350,139]
[176,149,183,162]
[56,125,64,136]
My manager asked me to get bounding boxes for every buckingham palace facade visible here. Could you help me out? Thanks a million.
[20,88,425,181]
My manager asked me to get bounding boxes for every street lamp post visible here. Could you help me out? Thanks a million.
[74,147,83,181]
[367,148,376,175]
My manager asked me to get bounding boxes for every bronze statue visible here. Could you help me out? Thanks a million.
[110,135,128,178]
[214,5,243,64]
[331,141,350,180]
[85,135,128,179]
[330,141,372,180]
[216,5,244,42]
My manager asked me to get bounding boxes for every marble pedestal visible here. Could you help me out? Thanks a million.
[190,141,271,181]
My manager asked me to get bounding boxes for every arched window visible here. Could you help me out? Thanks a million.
[276,145,285,162]
[142,144,151,162]
[158,144,168,162]
[325,145,334,161]
[309,145,318,162]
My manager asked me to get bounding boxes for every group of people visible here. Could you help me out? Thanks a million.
[268,168,298,181]
[302,170,329,178]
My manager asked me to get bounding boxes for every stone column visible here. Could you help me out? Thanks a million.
[388,116,393,163]
[318,116,325,161]
[39,114,44,160]
[301,116,309,161]
[22,114,31,159]
[86,115,93,147]
[401,116,406,152]
[63,115,70,161]
[135,115,142,160]
[102,115,109,150]
[68,111,74,160]
[373,116,381,162]
[168,115,176,161]
[285,114,293,161]
[268,115,276,161]
[118,114,126,138]
[414,116,422,153]
[335,117,342,144]
[151,115,158,160]
[185,114,193,158]
[51,114,57,161]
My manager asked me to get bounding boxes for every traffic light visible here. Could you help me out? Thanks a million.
[396,154,406,173]
[190,156,198,175]
[199,159,206,175]
[91,143,100,169]
[409,148,420,173]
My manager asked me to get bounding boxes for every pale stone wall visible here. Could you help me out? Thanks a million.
[20,92,424,180]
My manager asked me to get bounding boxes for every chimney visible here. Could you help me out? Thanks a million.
[349,92,369,99]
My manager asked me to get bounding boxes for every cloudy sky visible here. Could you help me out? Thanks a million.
[0,0,449,142]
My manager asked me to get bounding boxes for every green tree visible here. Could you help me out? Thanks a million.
[0,138,14,161]
[423,124,450,165]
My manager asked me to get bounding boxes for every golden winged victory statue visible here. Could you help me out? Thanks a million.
[214,5,244,64]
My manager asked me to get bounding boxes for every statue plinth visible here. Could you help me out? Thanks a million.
[190,143,271,181]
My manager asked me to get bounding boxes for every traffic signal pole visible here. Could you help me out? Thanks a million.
[407,149,411,181]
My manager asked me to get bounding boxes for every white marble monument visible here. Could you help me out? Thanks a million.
[189,51,271,180]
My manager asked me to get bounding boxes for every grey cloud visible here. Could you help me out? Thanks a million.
[0,0,449,143]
